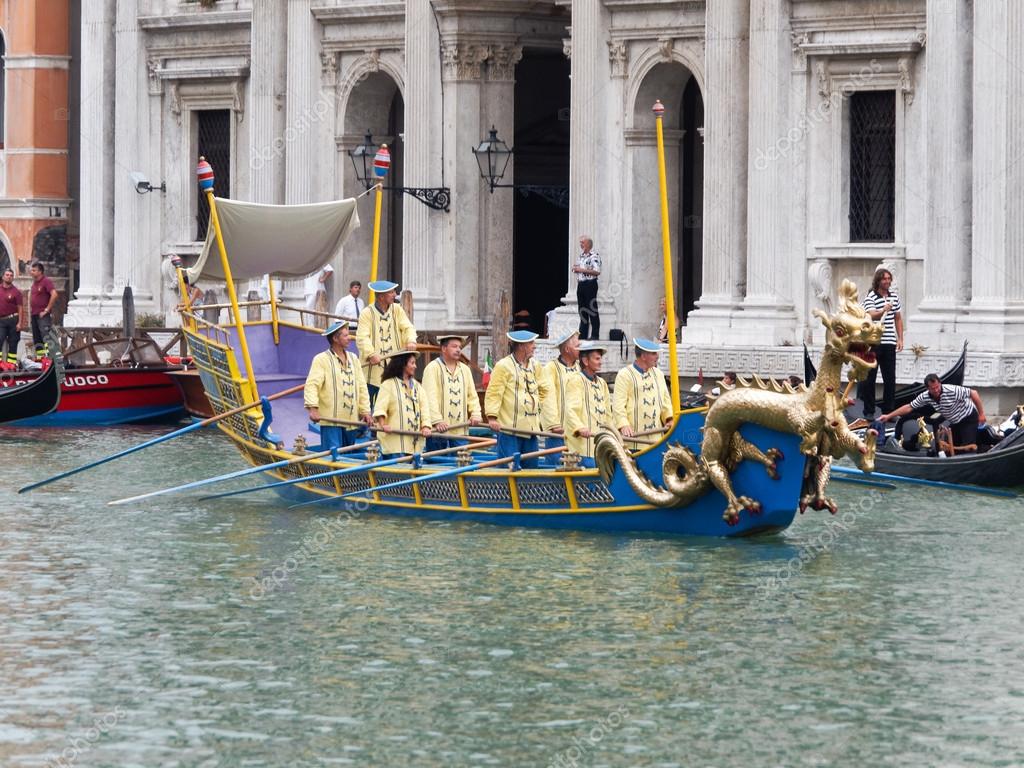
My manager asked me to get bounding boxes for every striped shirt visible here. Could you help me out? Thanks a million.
[909,384,976,424]
[862,289,901,346]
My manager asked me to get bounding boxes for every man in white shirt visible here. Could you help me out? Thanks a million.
[334,280,365,321]
[304,263,334,311]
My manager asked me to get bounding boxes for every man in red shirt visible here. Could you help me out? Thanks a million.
[29,261,59,357]
[0,268,22,366]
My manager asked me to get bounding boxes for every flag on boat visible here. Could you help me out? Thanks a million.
[482,350,493,387]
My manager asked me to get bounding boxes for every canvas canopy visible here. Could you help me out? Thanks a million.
[189,197,360,282]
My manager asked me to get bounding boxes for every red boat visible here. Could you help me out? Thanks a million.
[0,334,185,426]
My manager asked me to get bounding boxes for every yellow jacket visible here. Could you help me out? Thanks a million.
[303,349,370,423]
[483,354,550,433]
[613,363,672,447]
[541,356,579,431]
[356,303,417,387]
[372,376,433,455]
[564,370,612,458]
[421,357,481,435]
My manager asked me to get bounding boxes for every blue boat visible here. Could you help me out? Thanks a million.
[171,163,882,534]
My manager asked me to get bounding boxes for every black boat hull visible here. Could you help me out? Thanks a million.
[874,435,1024,488]
[0,362,61,425]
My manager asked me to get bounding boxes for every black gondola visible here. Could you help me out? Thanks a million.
[873,427,1024,487]
[804,341,967,411]
[0,358,62,425]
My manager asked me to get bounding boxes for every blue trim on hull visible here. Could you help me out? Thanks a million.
[8,404,185,427]
[271,482,797,536]
[257,418,807,537]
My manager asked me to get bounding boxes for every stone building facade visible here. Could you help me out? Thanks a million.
[71,1,1024,407]
[0,0,72,309]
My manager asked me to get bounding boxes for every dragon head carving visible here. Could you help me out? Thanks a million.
[812,279,883,382]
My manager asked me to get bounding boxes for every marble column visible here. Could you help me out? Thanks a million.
[402,0,447,327]
[734,0,797,345]
[285,0,317,204]
[250,0,287,204]
[434,38,490,329]
[912,0,973,347]
[961,1,1024,351]
[68,0,118,325]
[685,0,749,344]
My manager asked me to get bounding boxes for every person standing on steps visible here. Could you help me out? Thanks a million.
[573,235,601,340]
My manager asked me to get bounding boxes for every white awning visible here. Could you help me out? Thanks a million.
[189,197,360,281]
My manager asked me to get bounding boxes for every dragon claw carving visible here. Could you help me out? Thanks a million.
[594,281,882,526]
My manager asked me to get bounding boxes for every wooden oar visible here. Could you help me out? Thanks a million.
[335,445,569,500]
[107,446,342,506]
[320,418,484,440]
[830,465,1018,498]
[200,437,494,501]
[287,439,498,509]
[631,425,672,439]
[19,383,304,494]
[497,426,564,440]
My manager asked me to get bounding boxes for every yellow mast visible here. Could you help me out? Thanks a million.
[268,276,280,345]
[197,157,260,404]
[367,143,390,303]
[175,267,195,332]
[653,100,681,413]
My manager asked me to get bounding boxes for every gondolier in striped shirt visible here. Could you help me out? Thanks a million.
[858,268,903,419]
[879,373,986,449]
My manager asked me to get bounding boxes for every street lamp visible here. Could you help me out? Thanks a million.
[348,131,451,212]
[471,126,567,208]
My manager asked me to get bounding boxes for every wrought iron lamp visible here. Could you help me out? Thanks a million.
[348,132,450,212]
[471,126,568,208]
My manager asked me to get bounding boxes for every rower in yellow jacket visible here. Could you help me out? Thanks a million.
[373,350,433,457]
[484,330,550,468]
[356,280,417,399]
[422,334,482,451]
[612,338,674,451]
[304,321,372,449]
[540,329,580,465]
[564,341,611,467]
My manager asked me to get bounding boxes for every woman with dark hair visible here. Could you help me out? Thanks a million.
[859,267,903,419]
[372,351,433,457]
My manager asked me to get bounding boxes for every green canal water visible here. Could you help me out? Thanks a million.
[1,426,1022,767]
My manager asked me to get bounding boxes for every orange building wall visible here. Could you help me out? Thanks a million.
[0,0,70,270]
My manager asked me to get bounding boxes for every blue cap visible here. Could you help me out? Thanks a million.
[322,320,350,337]
[507,330,539,343]
[368,280,399,293]
[552,329,579,346]
[579,341,607,355]
[633,338,660,353]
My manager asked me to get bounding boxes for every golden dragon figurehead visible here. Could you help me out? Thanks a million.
[812,279,883,383]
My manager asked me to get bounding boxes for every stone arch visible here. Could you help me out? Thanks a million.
[338,63,405,288]
[626,43,705,131]
[624,54,704,329]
